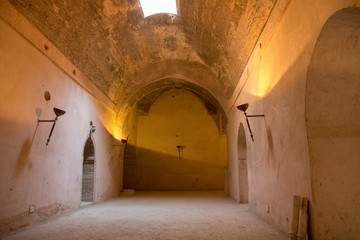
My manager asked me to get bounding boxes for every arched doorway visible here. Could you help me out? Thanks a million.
[306,8,360,239]
[237,123,248,203]
[81,135,95,204]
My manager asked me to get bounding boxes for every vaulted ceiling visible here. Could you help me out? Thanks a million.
[10,0,276,106]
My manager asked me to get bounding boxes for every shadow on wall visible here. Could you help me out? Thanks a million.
[108,138,124,195]
[237,122,248,203]
[11,106,57,179]
[12,138,33,179]
[265,119,275,163]
[239,7,360,237]
[11,113,42,179]
[123,144,225,190]
[246,47,310,173]
[237,35,314,233]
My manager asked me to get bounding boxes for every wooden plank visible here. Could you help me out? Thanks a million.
[289,195,300,240]
[297,197,309,240]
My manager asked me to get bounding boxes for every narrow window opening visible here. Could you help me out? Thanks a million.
[139,0,177,18]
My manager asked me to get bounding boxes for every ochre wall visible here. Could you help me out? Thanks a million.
[306,8,360,239]
[123,88,227,190]
[226,0,360,237]
[0,9,122,234]
[2,0,360,238]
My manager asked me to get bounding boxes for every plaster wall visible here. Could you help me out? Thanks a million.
[124,89,227,190]
[226,0,360,236]
[0,16,122,234]
[306,8,360,239]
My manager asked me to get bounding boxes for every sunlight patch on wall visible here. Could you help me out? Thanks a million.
[252,66,272,97]
[139,0,177,17]
[112,125,122,140]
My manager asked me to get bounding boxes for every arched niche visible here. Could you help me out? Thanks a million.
[306,7,360,239]
[237,123,248,203]
[118,78,228,136]
[81,135,95,203]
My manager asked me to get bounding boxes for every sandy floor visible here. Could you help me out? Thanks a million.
[1,191,287,240]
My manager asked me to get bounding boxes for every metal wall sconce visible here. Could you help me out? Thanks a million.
[38,107,66,146]
[112,138,127,147]
[89,121,96,134]
[176,145,185,160]
[237,103,265,141]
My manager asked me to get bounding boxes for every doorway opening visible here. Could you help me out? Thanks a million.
[237,123,248,203]
[81,135,95,205]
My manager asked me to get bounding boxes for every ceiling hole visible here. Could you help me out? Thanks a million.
[139,0,177,17]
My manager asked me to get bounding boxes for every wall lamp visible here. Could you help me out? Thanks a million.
[176,145,185,160]
[38,107,66,146]
[89,121,96,134]
[112,138,127,147]
[237,103,265,141]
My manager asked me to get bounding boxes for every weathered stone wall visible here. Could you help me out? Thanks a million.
[7,0,276,103]
[306,8,360,239]
[0,4,122,234]
[2,0,360,238]
[226,0,360,238]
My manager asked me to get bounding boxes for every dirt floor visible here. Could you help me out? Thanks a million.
[1,191,287,240]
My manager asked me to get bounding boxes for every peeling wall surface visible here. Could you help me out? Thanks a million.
[0,12,122,234]
[1,0,360,238]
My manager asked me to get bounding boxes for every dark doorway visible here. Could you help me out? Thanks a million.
[81,136,95,204]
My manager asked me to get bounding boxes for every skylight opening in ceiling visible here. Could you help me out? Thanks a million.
[139,0,177,18]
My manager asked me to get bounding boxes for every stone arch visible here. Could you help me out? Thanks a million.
[117,78,228,137]
[81,134,95,203]
[306,7,360,239]
[115,60,228,108]
[237,122,248,203]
